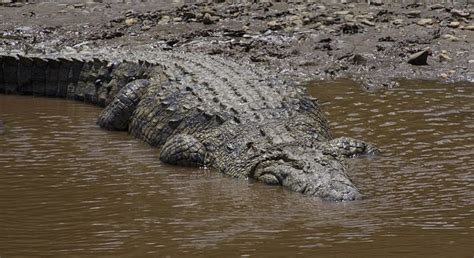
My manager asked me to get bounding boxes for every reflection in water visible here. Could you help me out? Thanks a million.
[0,80,473,256]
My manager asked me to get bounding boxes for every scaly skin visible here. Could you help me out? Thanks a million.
[0,48,379,201]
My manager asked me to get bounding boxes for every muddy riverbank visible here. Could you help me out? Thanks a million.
[1,1,473,89]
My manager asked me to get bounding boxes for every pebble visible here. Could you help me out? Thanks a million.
[125,18,138,26]
[464,25,474,31]
[417,18,434,26]
[361,19,375,27]
[448,21,460,28]
[356,14,374,21]
[442,34,460,41]
[61,46,77,54]
[325,16,335,24]
[406,10,421,18]
[345,14,355,22]
[392,19,404,25]
[429,4,444,10]
[73,41,90,48]
[125,9,137,17]
[202,13,219,25]
[408,48,430,65]
[451,9,470,18]
[287,15,303,27]
[267,20,282,30]
[370,0,383,6]
[439,53,452,62]
[158,16,170,25]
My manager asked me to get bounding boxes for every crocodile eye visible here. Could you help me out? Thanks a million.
[258,173,280,185]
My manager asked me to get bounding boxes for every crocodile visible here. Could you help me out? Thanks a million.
[0,49,378,201]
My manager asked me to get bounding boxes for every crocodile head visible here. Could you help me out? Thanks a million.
[251,146,361,201]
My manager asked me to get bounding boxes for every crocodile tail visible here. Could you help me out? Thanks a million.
[0,54,154,107]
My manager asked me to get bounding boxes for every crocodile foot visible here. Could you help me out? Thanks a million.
[324,137,380,158]
[160,134,211,167]
[97,79,149,131]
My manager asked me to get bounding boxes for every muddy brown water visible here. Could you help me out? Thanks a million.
[0,80,473,257]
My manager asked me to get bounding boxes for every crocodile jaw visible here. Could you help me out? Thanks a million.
[252,149,362,201]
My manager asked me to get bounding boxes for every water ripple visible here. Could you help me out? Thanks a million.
[1,80,473,256]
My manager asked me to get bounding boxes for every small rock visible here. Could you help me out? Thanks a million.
[325,16,335,25]
[370,0,383,6]
[125,18,138,26]
[464,25,474,31]
[356,14,374,21]
[334,11,350,16]
[392,18,404,25]
[442,34,460,41]
[158,16,170,25]
[312,22,323,29]
[74,41,91,48]
[408,49,430,65]
[361,19,375,27]
[124,9,137,17]
[341,23,359,34]
[202,13,219,25]
[61,46,77,55]
[406,10,421,18]
[439,53,452,62]
[451,9,470,18]
[73,3,85,8]
[429,4,444,10]
[267,20,283,30]
[10,2,24,7]
[468,60,474,64]
[344,14,355,22]
[448,21,460,28]
[417,18,434,26]
[141,25,151,31]
[287,15,303,27]
[440,73,448,79]
[182,12,196,20]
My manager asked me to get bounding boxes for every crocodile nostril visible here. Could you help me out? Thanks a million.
[326,182,362,201]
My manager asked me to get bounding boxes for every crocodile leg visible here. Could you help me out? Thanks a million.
[97,79,150,131]
[324,137,380,157]
[160,134,211,167]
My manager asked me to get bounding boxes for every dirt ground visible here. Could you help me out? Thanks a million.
[1,1,473,89]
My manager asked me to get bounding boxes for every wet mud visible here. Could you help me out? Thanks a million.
[1,1,473,89]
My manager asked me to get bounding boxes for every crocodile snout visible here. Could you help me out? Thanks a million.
[252,149,362,201]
